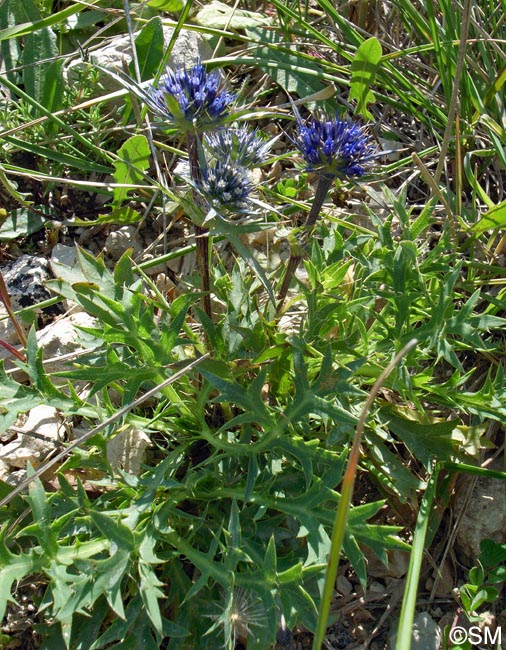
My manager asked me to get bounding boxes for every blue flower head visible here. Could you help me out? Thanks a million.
[296,114,377,178]
[198,160,253,215]
[147,61,235,130]
[204,127,274,168]
[179,156,255,223]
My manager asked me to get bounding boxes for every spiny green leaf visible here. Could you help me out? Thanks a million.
[89,511,135,553]
[139,562,165,636]
[0,527,42,621]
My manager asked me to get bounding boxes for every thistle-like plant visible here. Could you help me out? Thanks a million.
[204,126,274,168]
[295,116,376,178]
[277,110,378,311]
[142,60,237,320]
[183,127,273,225]
[183,158,255,223]
[146,62,235,131]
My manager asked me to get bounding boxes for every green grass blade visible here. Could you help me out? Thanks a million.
[395,462,440,650]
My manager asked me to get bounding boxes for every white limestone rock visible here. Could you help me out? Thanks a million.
[65,26,212,94]
[107,426,151,476]
[104,225,143,259]
[36,312,98,377]
[0,405,62,469]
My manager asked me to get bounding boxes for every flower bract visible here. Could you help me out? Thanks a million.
[204,127,273,168]
[179,157,255,223]
[198,160,253,214]
[146,61,235,130]
[296,114,377,178]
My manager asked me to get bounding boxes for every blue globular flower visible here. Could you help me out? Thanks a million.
[183,159,254,221]
[146,61,235,129]
[204,127,274,168]
[295,114,377,179]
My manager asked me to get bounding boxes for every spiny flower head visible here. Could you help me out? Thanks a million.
[204,127,273,168]
[199,160,253,213]
[147,61,235,130]
[296,114,377,178]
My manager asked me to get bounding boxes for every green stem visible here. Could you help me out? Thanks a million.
[312,339,418,650]
[187,133,212,321]
[277,174,334,313]
[395,462,440,650]
[0,269,27,349]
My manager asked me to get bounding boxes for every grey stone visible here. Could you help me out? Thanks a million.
[0,405,62,469]
[36,311,98,377]
[104,225,143,259]
[0,255,52,345]
[65,25,212,94]
[336,574,353,596]
[107,426,150,476]
[455,469,506,565]
[389,612,441,650]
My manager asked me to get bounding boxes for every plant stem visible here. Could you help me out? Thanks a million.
[276,174,334,313]
[0,269,27,349]
[187,132,212,321]
[312,338,418,650]
[395,461,439,650]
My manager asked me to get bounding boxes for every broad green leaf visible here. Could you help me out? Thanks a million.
[40,58,65,114]
[22,27,59,105]
[148,0,183,9]
[246,26,337,106]
[471,201,506,233]
[134,17,165,82]
[65,9,106,31]
[197,0,271,29]
[0,0,102,41]
[113,135,151,207]
[349,37,382,120]
[122,17,166,124]
[468,565,484,587]
[0,207,49,241]
[384,409,463,468]
[479,539,506,570]
[0,0,41,85]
